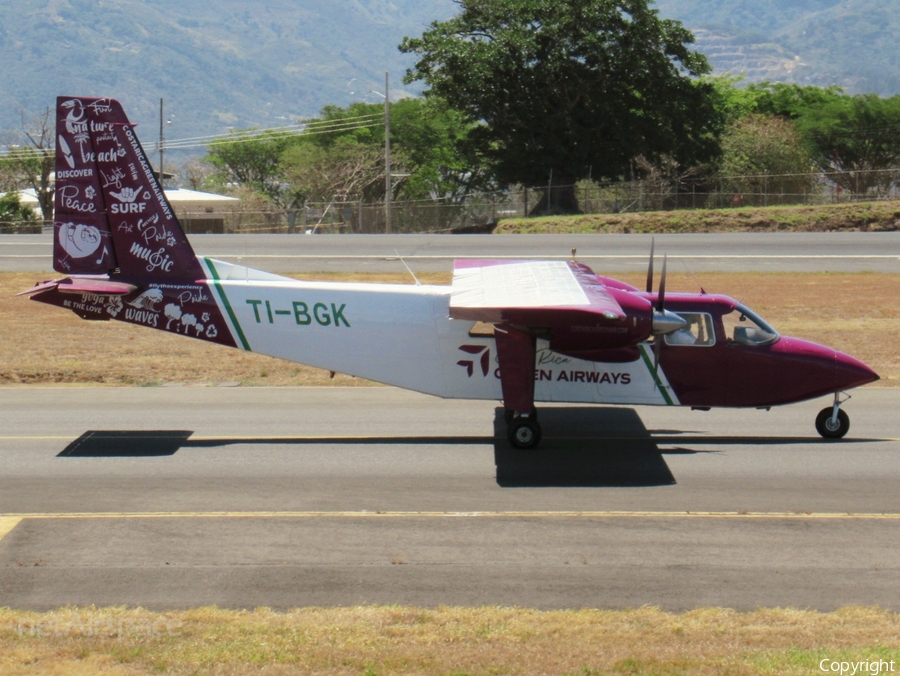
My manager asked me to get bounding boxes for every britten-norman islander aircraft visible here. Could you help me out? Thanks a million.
[22,97,880,448]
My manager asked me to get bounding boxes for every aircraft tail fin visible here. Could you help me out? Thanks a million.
[54,96,203,282]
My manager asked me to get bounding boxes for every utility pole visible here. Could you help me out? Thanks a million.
[158,98,165,187]
[384,72,392,234]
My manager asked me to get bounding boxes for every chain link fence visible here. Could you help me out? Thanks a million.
[4,168,900,235]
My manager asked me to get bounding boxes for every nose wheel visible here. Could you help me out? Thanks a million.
[815,392,851,439]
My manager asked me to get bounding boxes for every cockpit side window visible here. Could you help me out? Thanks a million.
[664,312,715,346]
[721,304,779,347]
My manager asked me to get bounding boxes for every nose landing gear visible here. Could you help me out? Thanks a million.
[815,392,851,439]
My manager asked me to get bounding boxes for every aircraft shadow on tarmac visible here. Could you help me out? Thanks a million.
[53,409,680,488]
[493,407,679,488]
[57,413,880,488]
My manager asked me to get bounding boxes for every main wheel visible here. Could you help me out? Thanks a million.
[815,408,850,439]
[507,418,542,449]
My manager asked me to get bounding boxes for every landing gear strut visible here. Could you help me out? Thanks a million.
[815,392,851,439]
[495,324,543,449]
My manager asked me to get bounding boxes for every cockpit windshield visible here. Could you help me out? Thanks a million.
[721,303,779,347]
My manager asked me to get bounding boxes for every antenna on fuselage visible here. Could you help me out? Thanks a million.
[680,260,707,295]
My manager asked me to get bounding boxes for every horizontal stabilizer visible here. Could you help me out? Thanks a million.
[17,278,137,297]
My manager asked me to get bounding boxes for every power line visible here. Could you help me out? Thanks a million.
[162,112,383,146]
[165,119,383,150]
[0,114,385,156]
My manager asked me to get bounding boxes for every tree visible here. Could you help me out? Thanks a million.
[795,94,900,197]
[0,191,38,229]
[281,140,387,203]
[1,107,55,221]
[297,98,487,201]
[400,0,724,213]
[205,98,482,209]
[178,159,216,192]
[744,82,845,121]
[717,114,818,206]
[205,129,306,208]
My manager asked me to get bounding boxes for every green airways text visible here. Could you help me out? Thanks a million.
[246,299,350,327]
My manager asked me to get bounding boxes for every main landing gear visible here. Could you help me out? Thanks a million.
[505,411,542,449]
[815,392,851,439]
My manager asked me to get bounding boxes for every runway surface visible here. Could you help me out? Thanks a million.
[3,232,900,272]
[1,386,898,611]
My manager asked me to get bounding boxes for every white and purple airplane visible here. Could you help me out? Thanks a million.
[22,97,879,448]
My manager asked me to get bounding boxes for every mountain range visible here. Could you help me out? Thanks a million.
[1,0,895,166]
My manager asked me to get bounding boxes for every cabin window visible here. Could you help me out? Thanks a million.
[721,304,779,347]
[664,312,715,346]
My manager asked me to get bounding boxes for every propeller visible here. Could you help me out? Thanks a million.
[646,244,688,372]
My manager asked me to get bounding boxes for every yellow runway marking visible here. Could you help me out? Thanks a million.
[3,511,900,521]
[0,517,23,544]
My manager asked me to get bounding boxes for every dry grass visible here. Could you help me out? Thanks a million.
[3,271,898,387]
[2,605,900,675]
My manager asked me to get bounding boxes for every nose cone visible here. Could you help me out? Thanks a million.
[834,350,880,390]
[774,336,879,395]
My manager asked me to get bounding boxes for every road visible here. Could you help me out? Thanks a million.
[2,386,899,611]
[3,232,900,272]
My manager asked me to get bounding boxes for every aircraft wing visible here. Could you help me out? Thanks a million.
[449,259,626,324]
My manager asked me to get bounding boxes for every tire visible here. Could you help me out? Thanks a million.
[507,419,542,449]
[815,408,850,439]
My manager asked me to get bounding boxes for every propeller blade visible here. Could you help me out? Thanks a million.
[645,238,655,293]
[650,254,688,336]
[653,336,662,373]
[656,254,667,312]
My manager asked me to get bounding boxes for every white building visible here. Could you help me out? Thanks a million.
[3,187,240,233]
